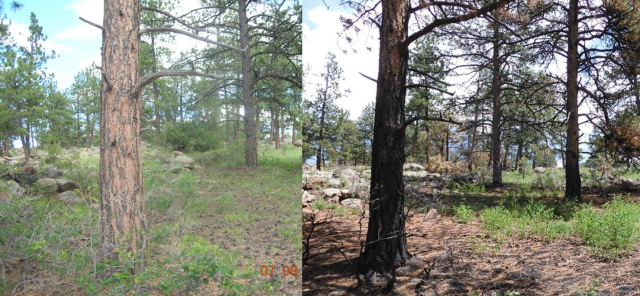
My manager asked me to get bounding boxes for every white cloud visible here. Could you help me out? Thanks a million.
[303,6,379,119]
[54,0,103,40]
[8,22,29,48]
[65,0,103,24]
[54,24,101,40]
[80,55,101,69]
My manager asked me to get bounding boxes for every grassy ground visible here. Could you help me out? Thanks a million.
[0,142,301,295]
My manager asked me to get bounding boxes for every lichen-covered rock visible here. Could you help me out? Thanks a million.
[340,198,362,209]
[6,180,25,197]
[58,191,82,204]
[37,178,59,193]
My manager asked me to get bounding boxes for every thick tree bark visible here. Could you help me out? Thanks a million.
[239,0,258,166]
[99,0,145,273]
[358,0,411,283]
[565,0,582,201]
[491,21,503,187]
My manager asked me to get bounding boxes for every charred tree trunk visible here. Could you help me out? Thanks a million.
[99,0,145,274]
[358,0,411,283]
[565,0,582,201]
[239,0,258,166]
[491,20,503,187]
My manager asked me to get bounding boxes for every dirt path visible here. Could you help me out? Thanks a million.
[303,208,640,296]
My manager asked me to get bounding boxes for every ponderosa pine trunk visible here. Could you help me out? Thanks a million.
[491,20,503,187]
[239,0,258,166]
[358,0,411,283]
[99,0,145,273]
[565,0,582,201]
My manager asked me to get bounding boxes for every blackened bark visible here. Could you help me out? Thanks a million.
[491,21,503,187]
[565,0,582,201]
[358,0,411,283]
[100,0,145,273]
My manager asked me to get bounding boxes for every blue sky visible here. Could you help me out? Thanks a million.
[5,0,103,90]
[302,0,379,119]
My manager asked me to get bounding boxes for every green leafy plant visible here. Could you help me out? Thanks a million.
[573,196,640,258]
[453,204,475,223]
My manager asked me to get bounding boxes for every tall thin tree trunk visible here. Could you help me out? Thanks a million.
[410,122,418,157]
[280,110,285,143]
[99,0,145,274]
[87,120,95,149]
[269,109,274,146]
[491,20,503,187]
[225,105,231,142]
[239,0,258,166]
[565,0,582,201]
[291,121,296,144]
[234,105,239,140]
[468,105,478,172]
[273,108,281,149]
[358,0,411,282]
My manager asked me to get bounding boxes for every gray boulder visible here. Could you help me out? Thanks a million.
[37,178,59,193]
[173,155,195,169]
[534,167,546,174]
[340,198,363,209]
[302,191,315,206]
[403,163,425,171]
[6,180,26,197]
[323,188,342,203]
[40,169,64,179]
[58,191,82,204]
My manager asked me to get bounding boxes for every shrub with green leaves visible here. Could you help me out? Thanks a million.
[481,205,515,239]
[453,204,475,223]
[573,196,640,258]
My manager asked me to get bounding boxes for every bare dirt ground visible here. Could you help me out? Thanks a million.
[303,194,640,296]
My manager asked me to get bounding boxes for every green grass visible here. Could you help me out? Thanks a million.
[0,144,302,295]
[477,195,640,259]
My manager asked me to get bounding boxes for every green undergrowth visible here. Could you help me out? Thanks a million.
[0,144,302,295]
[471,195,640,259]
